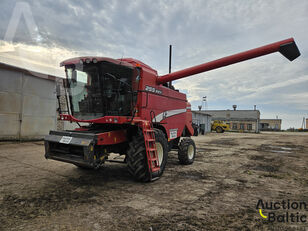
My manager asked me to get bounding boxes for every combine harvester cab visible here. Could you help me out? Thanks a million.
[45,38,300,181]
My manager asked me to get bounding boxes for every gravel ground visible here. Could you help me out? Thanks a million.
[0,132,308,231]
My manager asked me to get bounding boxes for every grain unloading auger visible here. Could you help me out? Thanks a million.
[44,38,300,182]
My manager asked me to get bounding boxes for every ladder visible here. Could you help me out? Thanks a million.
[141,121,160,176]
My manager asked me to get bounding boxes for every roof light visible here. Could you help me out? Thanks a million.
[93,58,98,63]
[85,59,91,64]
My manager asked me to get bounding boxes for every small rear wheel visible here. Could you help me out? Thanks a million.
[178,138,196,165]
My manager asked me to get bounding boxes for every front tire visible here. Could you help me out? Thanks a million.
[152,129,168,178]
[178,138,196,165]
[127,134,150,182]
[126,129,168,182]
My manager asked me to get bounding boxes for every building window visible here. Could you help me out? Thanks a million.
[247,124,252,130]
[240,123,245,130]
[232,123,237,130]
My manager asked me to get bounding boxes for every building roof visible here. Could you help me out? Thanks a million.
[191,111,212,117]
[193,109,260,120]
[260,119,282,122]
[0,62,61,82]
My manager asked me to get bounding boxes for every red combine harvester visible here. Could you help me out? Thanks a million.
[45,38,300,181]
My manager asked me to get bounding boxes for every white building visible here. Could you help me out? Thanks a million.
[0,62,58,140]
[191,111,212,134]
[195,109,260,133]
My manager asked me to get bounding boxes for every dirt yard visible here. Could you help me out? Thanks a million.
[0,132,308,231]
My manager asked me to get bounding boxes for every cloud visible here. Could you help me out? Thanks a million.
[0,41,79,77]
[0,0,307,129]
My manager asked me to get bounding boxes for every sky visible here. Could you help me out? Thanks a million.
[0,0,307,129]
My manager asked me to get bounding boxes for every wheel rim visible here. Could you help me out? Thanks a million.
[188,144,194,159]
[156,142,164,166]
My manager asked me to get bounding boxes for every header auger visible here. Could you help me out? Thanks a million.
[44,37,300,182]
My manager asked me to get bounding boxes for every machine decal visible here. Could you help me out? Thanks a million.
[152,108,186,122]
[169,129,178,139]
[59,136,72,144]
[145,85,162,95]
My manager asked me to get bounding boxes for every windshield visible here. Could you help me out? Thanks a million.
[66,61,138,120]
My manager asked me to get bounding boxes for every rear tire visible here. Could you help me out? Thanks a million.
[178,138,196,165]
[127,129,168,182]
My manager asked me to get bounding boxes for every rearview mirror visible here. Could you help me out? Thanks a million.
[72,70,77,83]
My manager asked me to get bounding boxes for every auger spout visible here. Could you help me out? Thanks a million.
[157,38,300,84]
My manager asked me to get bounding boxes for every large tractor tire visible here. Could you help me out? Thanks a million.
[178,138,196,165]
[127,129,168,182]
[215,126,223,133]
[153,129,168,177]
